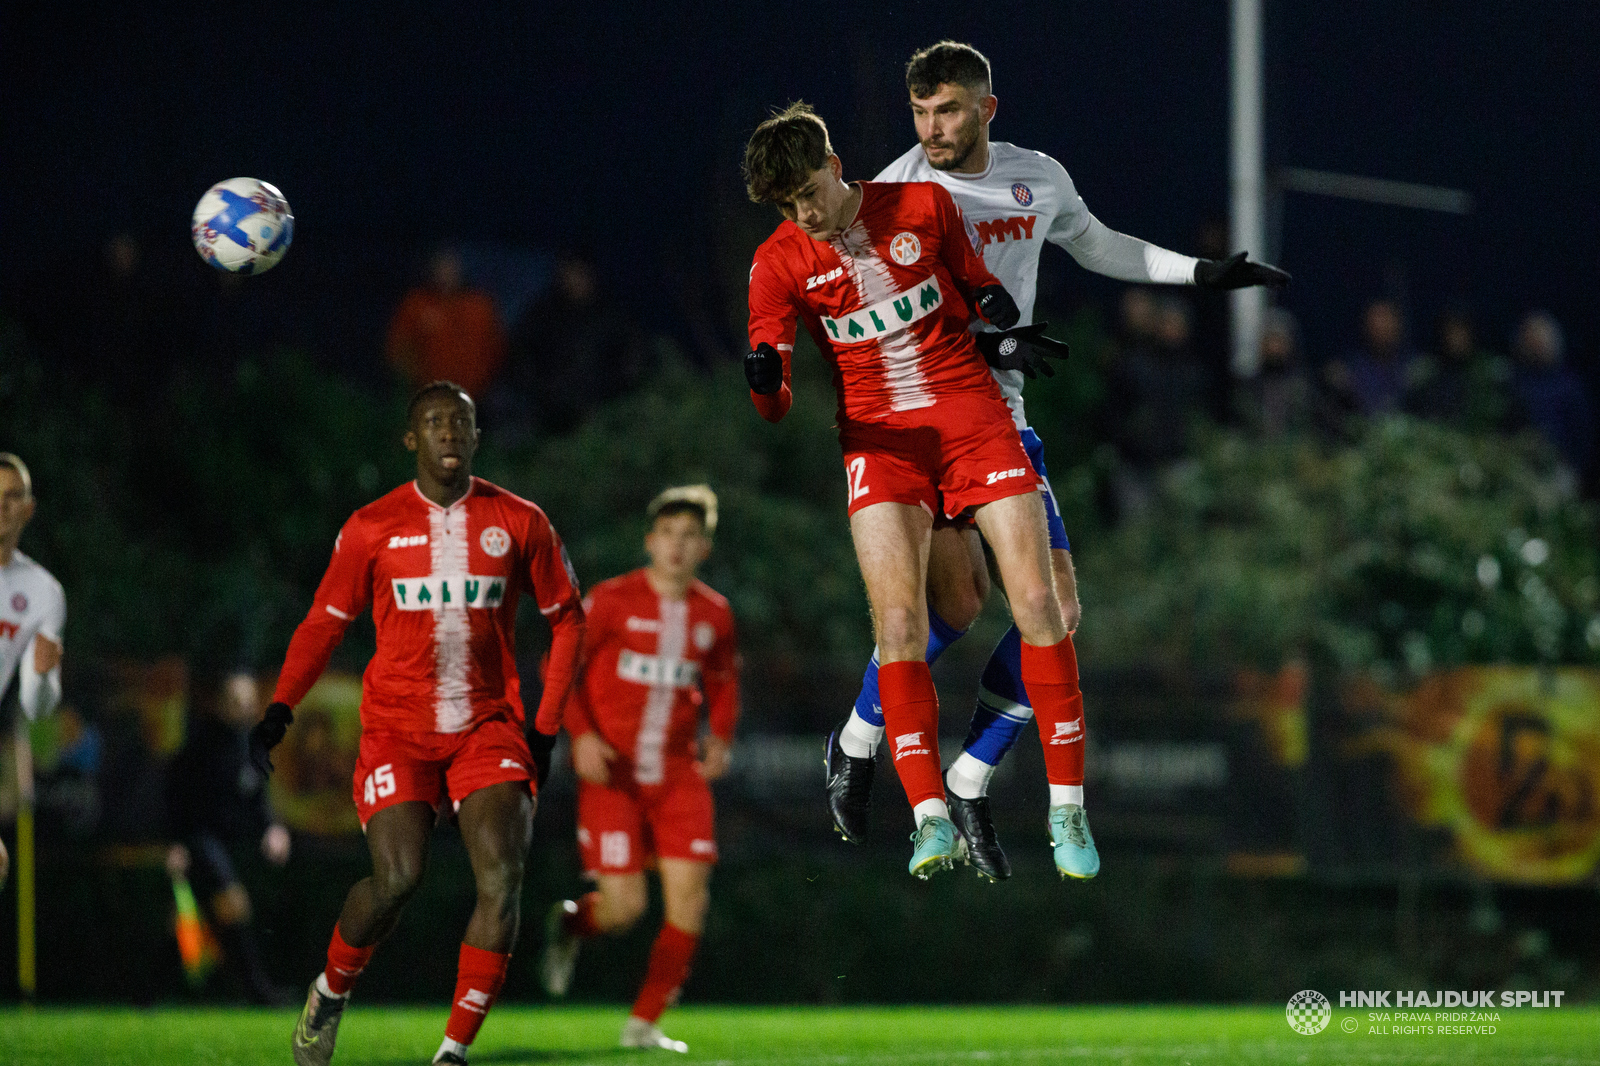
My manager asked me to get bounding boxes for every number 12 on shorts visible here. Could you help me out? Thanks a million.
[847,456,870,503]
[363,763,396,804]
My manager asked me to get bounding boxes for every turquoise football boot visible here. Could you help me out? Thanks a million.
[1048,803,1100,880]
[908,815,960,880]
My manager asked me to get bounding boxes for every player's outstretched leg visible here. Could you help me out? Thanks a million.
[1018,635,1099,879]
[620,858,707,1054]
[295,801,433,1066]
[829,611,965,841]
[945,626,1033,881]
[434,781,532,1065]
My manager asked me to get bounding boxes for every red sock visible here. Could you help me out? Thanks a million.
[1020,635,1086,786]
[323,923,376,997]
[444,943,511,1046]
[630,923,699,1024]
[563,892,603,939]
[877,660,944,807]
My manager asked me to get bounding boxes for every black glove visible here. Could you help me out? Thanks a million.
[974,323,1070,379]
[527,727,559,789]
[1193,251,1290,289]
[973,285,1020,330]
[248,701,294,776]
[744,342,784,395]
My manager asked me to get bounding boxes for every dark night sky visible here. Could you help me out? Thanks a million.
[5,2,1598,371]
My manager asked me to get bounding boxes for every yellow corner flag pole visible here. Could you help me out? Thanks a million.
[15,715,36,1002]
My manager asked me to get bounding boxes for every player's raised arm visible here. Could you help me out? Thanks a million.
[527,514,586,738]
[252,515,374,773]
[745,255,798,422]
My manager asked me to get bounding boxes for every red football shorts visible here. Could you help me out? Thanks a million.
[838,393,1038,519]
[352,713,533,829]
[577,766,717,874]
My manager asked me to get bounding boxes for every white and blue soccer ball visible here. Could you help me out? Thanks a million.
[191,177,294,274]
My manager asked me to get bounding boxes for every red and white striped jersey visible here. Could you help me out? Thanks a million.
[568,569,738,786]
[272,478,585,735]
[747,181,1006,426]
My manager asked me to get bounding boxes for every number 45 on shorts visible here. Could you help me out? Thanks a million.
[363,763,396,804]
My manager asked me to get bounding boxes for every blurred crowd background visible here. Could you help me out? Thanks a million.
[3,1,1598,1010]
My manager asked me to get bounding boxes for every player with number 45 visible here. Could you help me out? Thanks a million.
[248,382,587,1066]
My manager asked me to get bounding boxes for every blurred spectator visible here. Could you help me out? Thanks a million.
[1326,300,1424,418]
[1117,286,1159,352]
[1406,307,1513,432]
[385,248,507,400]
[165,670,290,1004]
[1109,296,1210,511]
[1510,311,1595,479]
[1237,308,1311,438]
[496,251,654,437]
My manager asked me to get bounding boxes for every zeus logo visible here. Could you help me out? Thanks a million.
[976,215,1038,246]
[806,266,844,290]
[1051,720,1084,745]
[893,732,930,759]
[387,534,428,549]
[987,468,1028,485]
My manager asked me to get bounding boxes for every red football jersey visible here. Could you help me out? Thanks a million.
[273,478,585,735]
[568,569,739,786]
[747,180,1006,425]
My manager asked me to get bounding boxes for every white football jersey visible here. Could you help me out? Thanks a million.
[0,550,65,699]
[877,140,1195,428]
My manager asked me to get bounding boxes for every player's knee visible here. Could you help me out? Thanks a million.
[373,856,427,907]
[874,604,926,661]
[473,853,526,909]
[599,883,648,932]
[1009,581,1063,643]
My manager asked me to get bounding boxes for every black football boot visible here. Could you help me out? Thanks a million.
[947,787,1012,881]
[824,725,875,843]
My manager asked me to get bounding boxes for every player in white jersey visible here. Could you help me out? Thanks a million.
[0,454,66,890]
[826,41,1288,880]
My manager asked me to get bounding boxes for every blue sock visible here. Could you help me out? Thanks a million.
[851,609,966,727]
[962,625,1033,765]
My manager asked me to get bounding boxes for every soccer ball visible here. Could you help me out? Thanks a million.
[191,177,294,274]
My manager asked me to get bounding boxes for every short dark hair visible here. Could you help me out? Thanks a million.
[744,102,834,204]
[407,380,474,424]
[905,40,992,98]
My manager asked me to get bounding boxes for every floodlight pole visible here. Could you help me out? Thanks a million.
[1230,0,1266,378]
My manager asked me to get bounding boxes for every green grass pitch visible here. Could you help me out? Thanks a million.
[1,1004,1596,1065]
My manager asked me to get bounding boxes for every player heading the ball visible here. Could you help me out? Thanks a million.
[743,102,1081,880]
[831,41,1291,883]
[251,382,585,1066]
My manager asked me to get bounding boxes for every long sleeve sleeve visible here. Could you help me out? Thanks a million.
[1058,211,1197,285]
[271,515,372,707]
[526,511,587,735]
[702,617,741,742]
[747,253,799,422]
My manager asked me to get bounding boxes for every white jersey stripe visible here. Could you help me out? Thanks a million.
[428,502,474,733]
[832,221,936,412]
[633,596,687,785]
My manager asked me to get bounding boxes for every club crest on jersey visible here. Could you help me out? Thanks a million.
[479,526,511,558]
[820,274,942,344]
[1012,182,1033,206]
[889,231,922,265]
[693,621,717,651]
[391,575,506,610]
[11,593,27,613]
